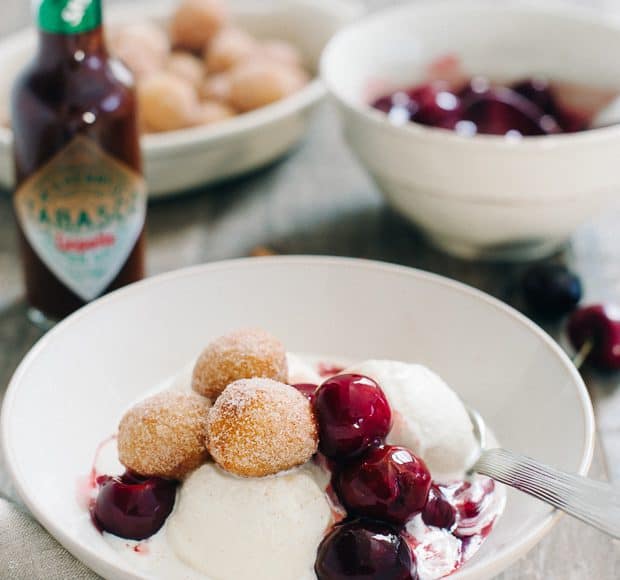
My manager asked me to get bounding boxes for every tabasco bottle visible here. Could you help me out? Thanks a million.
[12,0,146,326]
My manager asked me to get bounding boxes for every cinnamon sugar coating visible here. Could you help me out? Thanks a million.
[170,0,228,51]
[118,391,211,480]
[192,328,288,400]
[228,60,309,112]
[206,378,318,477]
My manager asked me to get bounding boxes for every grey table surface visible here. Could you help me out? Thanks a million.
[1,0,619,578]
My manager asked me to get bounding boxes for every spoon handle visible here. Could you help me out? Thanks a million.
[474,448,620,539]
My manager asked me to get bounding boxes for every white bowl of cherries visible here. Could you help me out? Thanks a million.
[1,256,601,580]
[322,1,620,261]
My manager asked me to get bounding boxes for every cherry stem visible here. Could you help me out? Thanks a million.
[572,338,594,370]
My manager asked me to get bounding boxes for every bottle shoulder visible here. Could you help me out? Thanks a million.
[12,54,136,117]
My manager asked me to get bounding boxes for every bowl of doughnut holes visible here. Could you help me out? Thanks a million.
[0,0,362,197]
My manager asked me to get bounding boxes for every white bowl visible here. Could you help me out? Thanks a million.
[0,0,361,198]
[1,256,594,579]
[321,0,620,261]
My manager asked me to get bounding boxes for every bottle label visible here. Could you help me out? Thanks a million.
[35,0,102,35]
[14,136,146,301]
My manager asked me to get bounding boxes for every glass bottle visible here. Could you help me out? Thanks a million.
[12,0,146,326]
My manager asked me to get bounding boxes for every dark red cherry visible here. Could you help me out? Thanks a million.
[461,87,560,136]
[457,75,491,100]
[372,92,411,114]
[555,108,590,133]
[315,519,417,580]
[511,78,555,114]
[293,383,319,402]
[406,84,462,129]
[567,304,620,370]
[521,263,582,318]
[459,499,482,519]
[371,92,418,125]
[314,374,392,460]
[373,94,397,114]
[336,445,431,526]
[93,472,177,540]
[513,78,589,132]
[422,485,456,530]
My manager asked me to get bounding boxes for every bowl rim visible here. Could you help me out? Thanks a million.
[1,256,596,579]
[321,0,620,150]
[0,0,358,154]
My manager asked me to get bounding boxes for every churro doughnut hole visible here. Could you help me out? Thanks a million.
[171,0,228,51]
[194,101,236,125]
[192,328,288,399]
[166,52,205,89]
[206,28,256,73]
[138,72,199,132]
[199,73,232,102]
[118,391,211,480]
[229,60,308,112]
[108,23,170,79]
[206,378,318,477]
[260,40,303,68]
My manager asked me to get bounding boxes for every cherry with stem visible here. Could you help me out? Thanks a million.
[567,305,620,372]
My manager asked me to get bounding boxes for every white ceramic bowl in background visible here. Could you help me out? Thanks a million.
[321,0,620,261]
[0,0,361,198]
[1,257,594,579]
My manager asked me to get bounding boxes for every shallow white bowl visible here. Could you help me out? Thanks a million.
[1,257,594,579]
[0,0,360,198]
[321,0,620,261]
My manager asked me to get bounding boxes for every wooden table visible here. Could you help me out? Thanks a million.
[0,1,618,578]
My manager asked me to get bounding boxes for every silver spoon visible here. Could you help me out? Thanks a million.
[467,407,620,539]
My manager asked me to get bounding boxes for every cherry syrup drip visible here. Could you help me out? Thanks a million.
[76,434,117,511]
[317,362,345,378]
[292,383,319,403]
[133,542,150,554]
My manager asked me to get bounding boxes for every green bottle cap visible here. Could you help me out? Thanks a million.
[36,0,102,35]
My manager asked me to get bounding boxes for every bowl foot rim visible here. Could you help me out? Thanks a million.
[424,232,567,262]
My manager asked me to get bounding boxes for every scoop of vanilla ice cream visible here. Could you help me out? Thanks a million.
[287,353,322,385]
[167,463,331,580]
[347,360,478,483]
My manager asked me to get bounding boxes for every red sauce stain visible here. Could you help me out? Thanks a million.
[317,363,345,378]
[76,434,117,511]
[480,520,495,539]
[401,529,421,550]
[324,482,347,525]
[133,543,149,554]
